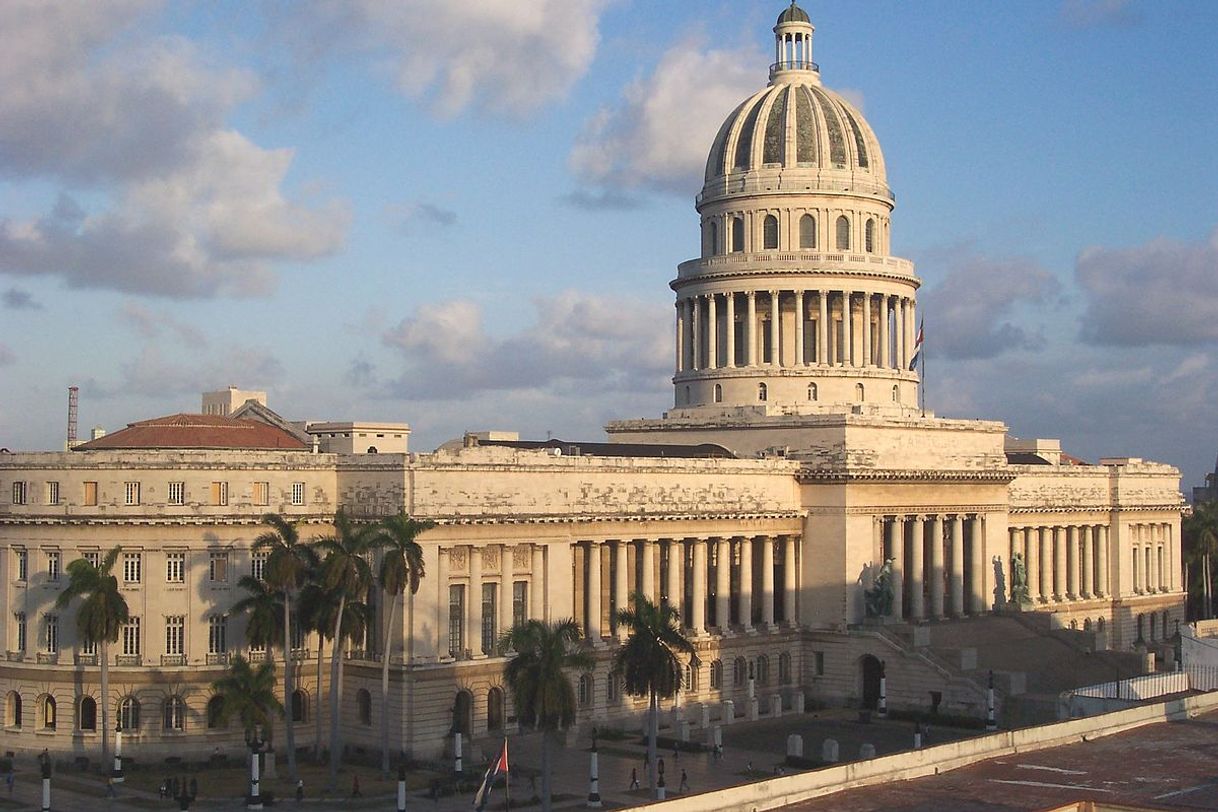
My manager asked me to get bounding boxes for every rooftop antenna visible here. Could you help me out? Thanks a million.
[67,386,79,450]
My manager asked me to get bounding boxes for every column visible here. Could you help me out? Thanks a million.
[968,516,986,614]
[909,517,925,621]
[949,516,964,616]
[614,541,629,641]
[1081,526,1094,598]
[499,544,513,636]
[761,537,775,627]
[929,515,944,619]
[716,538,732,633]
[1053,527,1066,602]
[691,298,701,371]
[739,537,754,630]
[888,518,904,619]
[666,540,683,620]
[1096,526,1109,598]
[586,542,602,643]
[1066,526,1078,599]
[707,294,718,369]
[769,291,780,367]
[1025,528,1040,603]
[641,541,657,603]
[675,302,684,373]
[531,545,545,620]
[469,546,483,656]
[879,295,890,368]
[862,292,872,366]
[895,298,906,369]
[906,298,917,361]
[725,293,736,368]
[746,292,757,366]
[794,290,805,366]
[437,548,450,656]
[783,535,797,625]
[692,539,707,635]
[842,291,853,366]
[817,290,828,365]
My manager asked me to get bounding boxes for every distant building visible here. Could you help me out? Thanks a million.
[1192,455,1218,504]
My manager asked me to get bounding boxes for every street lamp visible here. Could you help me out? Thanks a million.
[113,722,124,783]
[245,726,266,810]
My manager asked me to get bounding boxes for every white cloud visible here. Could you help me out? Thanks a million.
[108,345,285,400]
[1059,0,1141,29]
[569,38,764,195]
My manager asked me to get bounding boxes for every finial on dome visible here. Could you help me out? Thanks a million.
[771,2,817,85]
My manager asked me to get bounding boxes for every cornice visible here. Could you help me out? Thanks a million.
[796,468,1016,485]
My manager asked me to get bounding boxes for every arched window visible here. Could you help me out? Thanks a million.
[1136,613,1145,642]
[758,382,768,402]
[855,383,865,402]
[864,218,876,253]
[733,657,747,687]
[835,215,850,251]
[487,687,504,731]
[706,220,719,256]
[807,383,818,401]
[713,384,722,403]
[607,672,620,702]
[163,695,185,731]
[683,663,693,692]
[763,215,779,250]
[365,446,378,454]
[290,690,308,723]
[756,655,770,687]
[1083,618,1093,631]
[118,696,140,731]
[1097,617,1106,632]
[7,691,22,728]
[731,217,745,253]
[42,695,56,730]
[779,652,792,685]
[1149,614,1157,641]
[206,695,226,729]
[78,696,97,732]
[357,688,372,725]
[799,214,817,249]
[892,385,900,403]
[578,674,592,707]
[684,385,691,405]
[710,659,723,690]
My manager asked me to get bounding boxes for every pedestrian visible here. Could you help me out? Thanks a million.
[629,768,640,790]
[745,760,753,773]
[673,745,679,762]
[679,769,689,793]
[351,774,362,798]
[658,756,665,776]
[106,775,116,798]
[5,770,13,796]
[296,778,304,803]
[715,743,723,761]
[159,778,169,799]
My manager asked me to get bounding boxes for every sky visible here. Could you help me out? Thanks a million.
[1,0,1217,490]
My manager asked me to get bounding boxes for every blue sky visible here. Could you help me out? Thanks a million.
[2,0,1217,489]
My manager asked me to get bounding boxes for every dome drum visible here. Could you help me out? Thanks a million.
[673,373,919,416]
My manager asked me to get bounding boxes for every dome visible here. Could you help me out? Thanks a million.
[777,2,810,25]
[702,81,888,188]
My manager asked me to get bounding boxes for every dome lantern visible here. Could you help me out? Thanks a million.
[771,1,818,85]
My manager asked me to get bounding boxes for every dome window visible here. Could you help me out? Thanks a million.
[799,214,817,249]
[731,217,745,253]
[855,383,865,402]
[892,385,900,403]
[807,383,818,402]
[713,384,723,403]
[763,215,779,250]
[865,219,876,253]
[705,220,719,257]
[758,383,768,402]
[836,216,850,251]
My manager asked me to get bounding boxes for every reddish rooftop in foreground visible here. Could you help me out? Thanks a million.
[73,413,309,451]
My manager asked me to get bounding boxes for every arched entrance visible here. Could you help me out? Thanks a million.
[860,655,883,710]
[453,690,473,737]
[487,687,504,733]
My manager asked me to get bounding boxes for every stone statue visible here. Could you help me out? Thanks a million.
[864,558,895,618]
[1009,551,1030,605]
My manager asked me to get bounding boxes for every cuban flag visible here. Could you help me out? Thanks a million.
[908,319,924,371]
[473,739,509,811]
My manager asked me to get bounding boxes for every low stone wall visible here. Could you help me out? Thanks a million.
[623,691,1218,811]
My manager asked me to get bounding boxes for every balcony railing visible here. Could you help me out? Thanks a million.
[291,647,311,661]
[75,653,97,666]
[115,654,141,666]
[5,651,23,662]
[160,654,186,666]
[36,652,59,665]
[769,59,818,77]
[676,250,915,280]
[206,652,231,666]
[247,650,268,663]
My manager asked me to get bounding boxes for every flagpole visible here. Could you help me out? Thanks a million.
[920,338,926,417]
[505,734,511,810]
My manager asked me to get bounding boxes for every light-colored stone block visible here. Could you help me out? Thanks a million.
[821,738,839,763]
[721,700,734,725]
[786,734,803,758]
[859,743,876,759]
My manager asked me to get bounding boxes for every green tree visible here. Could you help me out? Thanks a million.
[54,546,129,766]
[313,509,379,788]
[232,575,284,652]
[373,513,434,777]
[212,655,283,735]
[296,579,332,762]
[1183,501,1218,618]
[252,513,318,783]
[498,619,592,812]
[613,593,695,799]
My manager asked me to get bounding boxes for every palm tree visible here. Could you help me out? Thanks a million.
[313,509,379,788]
[1184,501,1218,618]
[54,546,129,767]
[373,512,434,777]
[613,593,695,800]
[498,619,592,812]
[296,579,332,762]
[212,654,283,735]
[253,513,318,783]
[232,575,284,653]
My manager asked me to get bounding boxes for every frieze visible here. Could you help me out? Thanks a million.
[512,545,532,570]
[481,545,500,574]
[795,469,1016,485]
[448,546,468,573]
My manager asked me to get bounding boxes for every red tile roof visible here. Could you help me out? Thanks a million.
[74,413,309,451]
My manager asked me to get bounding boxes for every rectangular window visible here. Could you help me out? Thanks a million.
[11,481,26,505]
[448,584,465,657]
[14,612,26,653]
[209,551,228,583]
[291,482,305,506]
[512,581,528,628]
[123,552,142,584]
[46,551,60,582]
[290,619,305,651]
[210,481,228,506]
[481,583,497,655]
[44,615,58,654]
[165,552,185,584]
[83,550,100,568]
[83,481,98,506]
[253,481,270,507]
[122,617,141,656]
[124,481,140,506]
[81,637,95,656]
[251,552,267,581]
[45,481,59,505]
[167,481,185,506]
[814,650,825,676]
[15,550,27,581]
[208,615,227,654]
[165,616,184,656]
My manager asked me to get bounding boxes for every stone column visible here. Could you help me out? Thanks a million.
[1025,528,1040,603]
[909,517,925,621]
[842,291,853,367]
[641,540,657,603]
[500,544,513,638]
[614,541,630,641]
[783,535,797,625]
[725,293,736,368]
[717,538,732,633]
[531,545,545,620]
[969,516,986,614]
[888,518,904,619]
[906,298,917,361]
[817,290,828,365]
[1053,527,1066,602]
[739,537,754,630]
[746,292,757,367]
[666,540,683,620]
[769,291,780,367]
[706,294,718,369]
[794,290,805,366]
[1066,526,1078,599]
[692,539,707,635]
[929,515,944,619]
[761,537,775,628]
[1081,526,1094,599]
[879,295,890,368]
[586,541,602,643]
[1096,526,1109,598]
[675,302,684,373]
[895,297,906,368]
[469,546,484,656]
[437,547,450,656]
[949,516,964,617]
[691,299,701,371]
[862,292,872,366]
